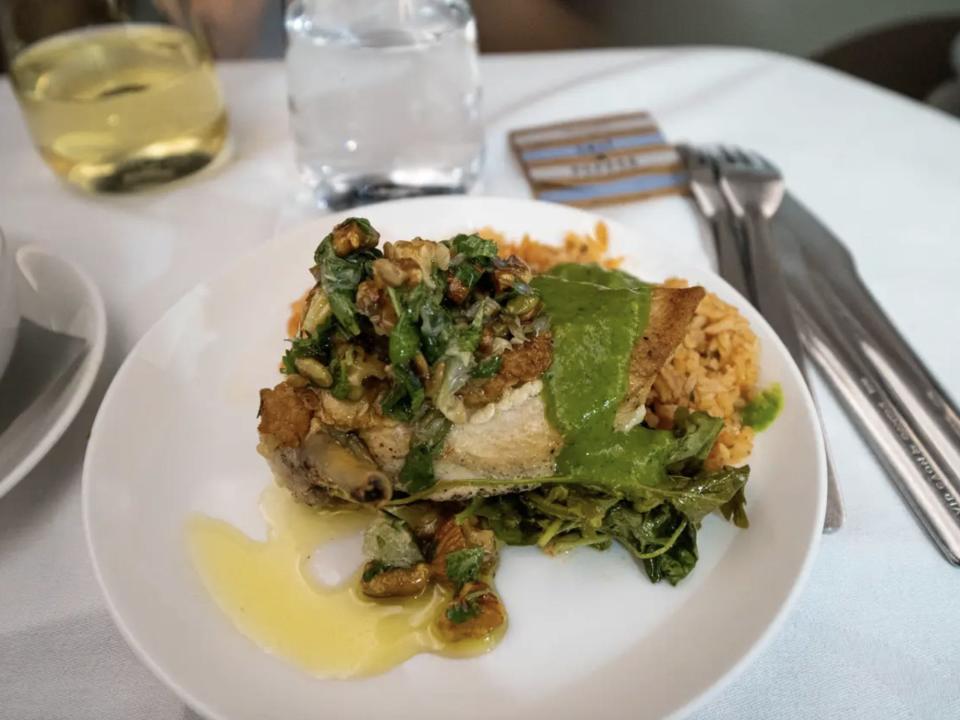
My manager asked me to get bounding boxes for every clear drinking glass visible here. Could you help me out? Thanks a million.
[1,0,229,192]
[285,0,483,208]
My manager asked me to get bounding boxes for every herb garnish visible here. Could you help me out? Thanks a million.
[445,547,485,588]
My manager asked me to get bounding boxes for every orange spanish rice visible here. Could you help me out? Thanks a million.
[478,222,622,273]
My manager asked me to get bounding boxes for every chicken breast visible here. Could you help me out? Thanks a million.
[257,284,704,505]
[361,379,560,480]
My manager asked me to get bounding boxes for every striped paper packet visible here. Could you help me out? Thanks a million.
[509,111,687,207]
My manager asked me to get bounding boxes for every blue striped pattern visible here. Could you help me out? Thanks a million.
[521,132,666,162]
[539,171,688,203]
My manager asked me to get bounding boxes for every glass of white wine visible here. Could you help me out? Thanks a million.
[1,0,229,192]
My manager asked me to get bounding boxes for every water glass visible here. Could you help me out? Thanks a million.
[285,0,484,208]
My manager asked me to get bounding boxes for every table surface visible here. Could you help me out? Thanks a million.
[2,48,960,720]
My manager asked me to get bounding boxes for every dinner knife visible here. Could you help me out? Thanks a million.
[775,196,960,563]
[778,194,960,474]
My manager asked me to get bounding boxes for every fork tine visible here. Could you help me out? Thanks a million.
[744,149,764,169]
[699,145,721,171]
[749,150,780,175]
[706,144,728,165]
[733,146,753,166]
[694,146,714,169]
[680,143,699,165]
[720,145,740,163]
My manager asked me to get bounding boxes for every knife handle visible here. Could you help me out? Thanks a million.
[793,294,960,564]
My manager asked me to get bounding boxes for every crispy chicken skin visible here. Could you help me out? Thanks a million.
[616,285,706,430]
[257,382,314,448]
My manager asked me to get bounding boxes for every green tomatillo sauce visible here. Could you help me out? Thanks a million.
[531,264,677,497]
[741,383,783,431]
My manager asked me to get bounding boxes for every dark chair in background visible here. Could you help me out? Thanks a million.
[815,15,960,102]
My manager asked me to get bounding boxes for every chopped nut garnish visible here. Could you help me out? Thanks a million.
[491,256,533,293]
[330,218,380,256]
[445,271,471,304]
[356,279,398,335]
[294,357,333,387]
[436,581,506,641]
[360,562,431,598]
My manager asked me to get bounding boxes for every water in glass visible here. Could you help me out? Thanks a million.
[285,0,483,208]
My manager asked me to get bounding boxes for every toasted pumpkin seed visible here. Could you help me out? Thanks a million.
[301,289,332,336]
[294,357,333,387]
[504,294,541,318]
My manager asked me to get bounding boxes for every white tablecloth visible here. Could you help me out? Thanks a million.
[2,49,960,720]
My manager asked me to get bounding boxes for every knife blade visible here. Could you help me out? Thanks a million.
[775,193,960,562]
[778,194,960,470]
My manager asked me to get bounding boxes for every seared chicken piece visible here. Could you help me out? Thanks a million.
[257,285,703,505]
[360,380,560,483]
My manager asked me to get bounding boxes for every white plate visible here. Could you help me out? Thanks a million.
[83,196,825,720]
[0,245,106,499]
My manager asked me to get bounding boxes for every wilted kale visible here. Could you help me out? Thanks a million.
[472,355,502,379]
[605,503,698,585]
[280,331,330,375]
[457,495,542,546]
[666,408,724,471]
[433,304,489,423]
[419,301,453,363]
[380,367,424,422]
[300,224,519,425]
[312,222,382,337]
[720,485,750,529]
[380,287,426,421]
[444,409,750,585]
[443,234,498,302]
[397,410,451,494]
[447,233,498,261]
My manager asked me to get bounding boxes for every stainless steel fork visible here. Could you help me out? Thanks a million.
[678,145,751,299]
[711,145,845,531]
